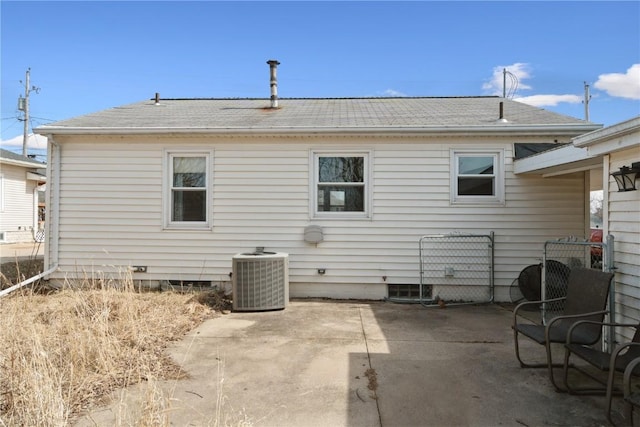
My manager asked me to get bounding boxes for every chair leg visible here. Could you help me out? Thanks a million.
[624,401,634,426]
[514,329,551,368]
[606,366,618,425]
[514,327,565,390]
[514,328,525,367]
[563,346,573,393]
[546,340,567,392]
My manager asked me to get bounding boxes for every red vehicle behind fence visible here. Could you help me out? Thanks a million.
[590,228,603,267]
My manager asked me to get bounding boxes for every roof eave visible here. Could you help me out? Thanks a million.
[572,116,640,148]
[513,144,601,176]
[35,123,601,137]
[0,158,47,168]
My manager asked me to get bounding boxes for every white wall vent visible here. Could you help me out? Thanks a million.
[232,251,289,311]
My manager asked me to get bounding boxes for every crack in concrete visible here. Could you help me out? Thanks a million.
[359,307,383,426]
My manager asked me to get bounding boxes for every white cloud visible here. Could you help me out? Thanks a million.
[594,64,640,100]
[380,89,407,97]
[482,63,533,96]
[483,63,584,108]
[514,94,582,107]
[0,134,48,150]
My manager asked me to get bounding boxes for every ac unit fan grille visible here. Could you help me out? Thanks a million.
[232,254,289,311]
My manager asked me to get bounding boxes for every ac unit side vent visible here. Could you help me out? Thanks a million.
[232,253,289,311]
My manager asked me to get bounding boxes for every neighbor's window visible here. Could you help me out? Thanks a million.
[313,152,370,218]
[451,151,504,204]
[165,151,211,228]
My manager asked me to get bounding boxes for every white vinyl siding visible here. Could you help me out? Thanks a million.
[0,163,38,240]
[48,135,586,302]
[608,149,640,329]
[0,173,4,212]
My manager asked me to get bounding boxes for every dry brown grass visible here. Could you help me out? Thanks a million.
[0,273,232,426]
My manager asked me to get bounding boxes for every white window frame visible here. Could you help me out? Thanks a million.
[163,149,213,230]
[450,149,504,205]
[310,150,372,219]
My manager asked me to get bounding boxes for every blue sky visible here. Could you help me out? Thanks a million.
[1,1,639,156]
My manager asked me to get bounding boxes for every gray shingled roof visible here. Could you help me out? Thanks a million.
[0,148,46,167]
[36,97,599,134]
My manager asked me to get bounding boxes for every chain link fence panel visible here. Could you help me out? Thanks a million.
[419,232,494,307]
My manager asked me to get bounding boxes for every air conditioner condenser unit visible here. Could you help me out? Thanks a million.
[232,251,289,311]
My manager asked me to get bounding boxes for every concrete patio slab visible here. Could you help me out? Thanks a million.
[74,300,622,427]
[0,241,44,262]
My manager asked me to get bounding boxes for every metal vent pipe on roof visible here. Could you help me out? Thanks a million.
[267,59,280,108]
[497,101,508,123]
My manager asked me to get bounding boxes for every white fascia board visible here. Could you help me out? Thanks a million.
[572,116,640,156]
[35,123,601,137]
[514,144,600,175]
[0,158,46,168]
[27,171,47,182]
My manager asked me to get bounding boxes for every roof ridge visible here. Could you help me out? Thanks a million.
[150,96,502,101]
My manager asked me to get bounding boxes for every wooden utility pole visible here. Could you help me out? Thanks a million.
[584,81,591,122]
[18,68,39,157]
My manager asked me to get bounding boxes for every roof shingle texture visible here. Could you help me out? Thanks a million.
[0,148,46,166]
[41,97,590,130]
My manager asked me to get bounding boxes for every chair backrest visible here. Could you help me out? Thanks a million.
[632,322,640,343]
[563,267,614,317]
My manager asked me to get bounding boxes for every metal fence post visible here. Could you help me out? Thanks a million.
[605,234,616,351]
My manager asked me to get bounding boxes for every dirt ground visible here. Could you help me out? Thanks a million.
[0,258,44,289]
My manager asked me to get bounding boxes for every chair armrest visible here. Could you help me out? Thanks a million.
[513,297,567,323]
[611,342,640,367]
[566,321,639,345]
[547,310,609,326]
[623,357,640,399]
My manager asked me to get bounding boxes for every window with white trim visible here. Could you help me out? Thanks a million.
[451,150,504,204]
[312,151,370,218]
[164,151,211,229]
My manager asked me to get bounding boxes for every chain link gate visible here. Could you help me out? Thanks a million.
[418,232,494,307]
[542,235,615,349]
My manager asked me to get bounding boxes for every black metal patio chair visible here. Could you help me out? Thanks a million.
[512,267,614,391]
[563,321,640,424]
[623,357,640,426]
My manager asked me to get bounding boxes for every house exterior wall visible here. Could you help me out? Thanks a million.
[45,134,587,301]
[608,147,640,328]
[0,163,38,243]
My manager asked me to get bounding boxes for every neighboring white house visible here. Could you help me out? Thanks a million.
[515,116,639,335]
[35,92,605,301]
[0,148,46,244]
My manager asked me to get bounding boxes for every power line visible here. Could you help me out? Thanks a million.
[1,120,22,133]
[30,116,57,122]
